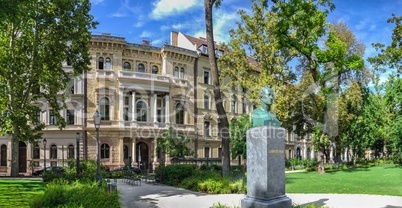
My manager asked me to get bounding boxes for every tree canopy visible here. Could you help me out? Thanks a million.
[0,0,97,176]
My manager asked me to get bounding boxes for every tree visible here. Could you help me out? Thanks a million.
[220,0,365,174]
[0,0,96,176]
[204,0,231,176]
[158,127,193,160]
[229,114,251,165]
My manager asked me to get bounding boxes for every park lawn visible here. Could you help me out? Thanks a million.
[286,165,402,196]
[0,179,45,208]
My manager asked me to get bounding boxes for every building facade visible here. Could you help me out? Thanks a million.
[0,32,315,176]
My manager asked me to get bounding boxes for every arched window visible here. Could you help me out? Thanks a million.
[105,58,111,70]
[50,144,57,159]
[173,67,179,78]
[138,63,145,73]
[32,145,40,159]
[123,145,128,159]
[68,144,74,159]
[123,62,131,71]
[152,65,158,74]
[0,145,7,166]
[98,57,104,70]
[99,97,110,120]
[231,99,237,113]
[204,95,210,110]
[175,103,185,124]
[101,144,110,159]
[180,67,185,79]
[136,101,147,122]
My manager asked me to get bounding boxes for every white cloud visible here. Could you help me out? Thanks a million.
[150,0,201,19]
[140,31,153,38]
[111,12,127,17]
[91,0,104,5]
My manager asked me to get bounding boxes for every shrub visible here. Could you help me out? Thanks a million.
[30,180,120,208]
[156,164,196,186]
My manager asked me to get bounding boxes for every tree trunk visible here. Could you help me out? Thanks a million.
[317,133,326,174]
[11,123,21,176]
[204,0,230,176]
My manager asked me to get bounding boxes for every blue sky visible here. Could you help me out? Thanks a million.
[90,0,402,80]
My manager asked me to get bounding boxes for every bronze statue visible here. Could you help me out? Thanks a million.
[251,86,281,127]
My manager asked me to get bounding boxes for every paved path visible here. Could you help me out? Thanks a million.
[117,179,402,208]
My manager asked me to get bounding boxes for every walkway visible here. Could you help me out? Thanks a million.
[117,179,402,208]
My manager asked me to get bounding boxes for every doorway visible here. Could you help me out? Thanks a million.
[19,141,27,173]
[136,142,148,172]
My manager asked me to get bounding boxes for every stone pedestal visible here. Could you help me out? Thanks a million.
[242,126,292,208]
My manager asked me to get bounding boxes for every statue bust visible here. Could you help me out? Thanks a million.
[251,86,281,127]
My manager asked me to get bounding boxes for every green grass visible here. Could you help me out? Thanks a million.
[286,164,402,196]
[0,179,45,208]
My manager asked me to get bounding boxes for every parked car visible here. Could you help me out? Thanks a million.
[113,166,141,174]
[32,166,65,176]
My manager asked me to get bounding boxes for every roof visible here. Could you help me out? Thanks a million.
[182,33,220,49]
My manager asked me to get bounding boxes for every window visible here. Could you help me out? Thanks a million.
[35,111,41,124]
[51,161,57,167]
[204,147,210,158]
[49,110,56,125]
[174,67,179,78]
[152,65,158,74]
[66,110,75,125]
[175,103,184,124]
[50,144,57,159]
[68,145,74,159]
[204,71,210,84]
[123,62,131,71]
[69,79,74,94]
[243,98,248,114]
[136,101,147,122]
[138,63,145,73]
[231,99,237,113]
[218,147,222,159]
[180,68,185,79]
[123,107,129,121]
[105,58,111,70]
[98,57,104,70]
[204,121,210,137]
[100,97,110,120]
[0,145,7,166]
[204,95,210,110]
[101,143,110,159]
[123,145,128,159]
[32,145,40,159]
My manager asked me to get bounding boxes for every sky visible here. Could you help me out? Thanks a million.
[90,0,402,81]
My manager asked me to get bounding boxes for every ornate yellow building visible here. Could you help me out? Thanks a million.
[0,32,314,176]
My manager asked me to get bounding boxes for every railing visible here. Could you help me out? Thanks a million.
[172,78,189,88]
[118,71,170,83]
[96,70,115,79]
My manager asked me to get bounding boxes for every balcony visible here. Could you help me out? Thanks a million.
[172,78,190,88]
[96,70,115,80]
[118,71,170,84]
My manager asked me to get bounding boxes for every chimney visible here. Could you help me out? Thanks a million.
[171,31,179,46]
[141,40,150,45]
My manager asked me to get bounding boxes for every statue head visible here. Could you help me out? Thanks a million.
[259,86,275,108]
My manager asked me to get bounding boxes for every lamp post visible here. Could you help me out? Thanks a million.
[205,141,210,167]
[93,110,101,187]
[43,138,47,172]
[76,132,80,175]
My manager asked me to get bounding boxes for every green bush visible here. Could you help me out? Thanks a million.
[30,180,120,208]
[156,164,196,186]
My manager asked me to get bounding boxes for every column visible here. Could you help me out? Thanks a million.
[131,90,137,127]
[165,93,170,124]
[131,138,137,167]
[119,87,124,122]
[119,138,124,166]
[153,137,159,172]
[162,57,167,75]
[152,93,157,123]
[303,140,307,159]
